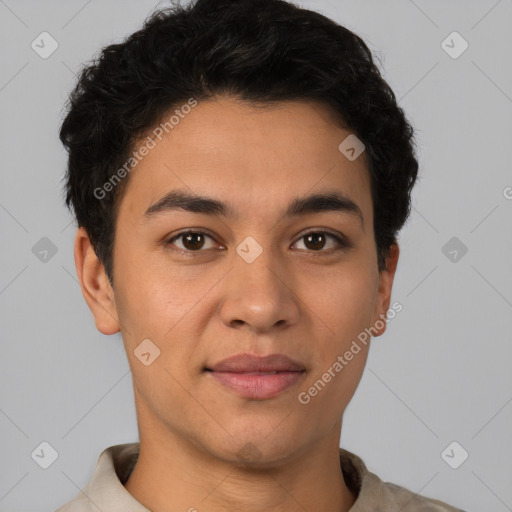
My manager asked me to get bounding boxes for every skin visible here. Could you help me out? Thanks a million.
[74,95,399,512]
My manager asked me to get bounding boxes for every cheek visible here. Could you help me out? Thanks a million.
[113,243,196,336]
[296,261,376,411]
[297,340,369,434]
[112,252,214,391]
[303,263,378,344]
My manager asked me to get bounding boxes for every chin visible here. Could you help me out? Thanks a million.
[201,429,304,469]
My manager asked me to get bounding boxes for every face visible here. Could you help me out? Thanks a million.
[76,95,398,466]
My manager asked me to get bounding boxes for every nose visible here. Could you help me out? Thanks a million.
[218,244,300,333]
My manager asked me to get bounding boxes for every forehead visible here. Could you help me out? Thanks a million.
[117,96,372,225]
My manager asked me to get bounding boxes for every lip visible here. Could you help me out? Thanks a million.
[208,353,305,373]
[205,353,306,399]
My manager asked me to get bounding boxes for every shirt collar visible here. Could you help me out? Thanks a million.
[71,442,383,511]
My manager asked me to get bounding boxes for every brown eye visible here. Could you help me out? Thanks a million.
[181,232,206,250]
[304,232,327,250]
[166,231,218,252]
[292,231,349,252]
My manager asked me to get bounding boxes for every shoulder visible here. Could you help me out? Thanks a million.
[376,478,467,511]
[55,498,89,512]
[54,443,144,512]
[339,448,467,511]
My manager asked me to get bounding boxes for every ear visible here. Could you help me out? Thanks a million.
[73,227,120,335]
[371,243,400,337]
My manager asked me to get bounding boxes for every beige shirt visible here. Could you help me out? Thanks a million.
[55,443,466,511]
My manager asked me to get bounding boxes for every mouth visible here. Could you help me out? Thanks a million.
[206,353,305,373]
[204,353,306,399]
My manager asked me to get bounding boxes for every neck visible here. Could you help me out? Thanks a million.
[124,421,355,512]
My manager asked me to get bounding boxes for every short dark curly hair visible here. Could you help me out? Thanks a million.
[60,0,419,286]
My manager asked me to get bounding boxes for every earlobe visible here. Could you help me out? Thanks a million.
[371,243,400,337]
[74,227,120,335]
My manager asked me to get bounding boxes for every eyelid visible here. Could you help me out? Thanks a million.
[164,228,351,256]
[291,228,352,251]
[164,229,223,255]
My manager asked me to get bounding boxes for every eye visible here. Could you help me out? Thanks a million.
[164,229,350,257]
[291,231,350,252]
[165,230,222,255]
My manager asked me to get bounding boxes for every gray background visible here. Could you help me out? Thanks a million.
[1,0,511,511]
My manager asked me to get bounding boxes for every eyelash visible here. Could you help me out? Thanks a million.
[164,229,351,258]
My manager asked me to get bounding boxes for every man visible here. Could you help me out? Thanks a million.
[56,0,465,510]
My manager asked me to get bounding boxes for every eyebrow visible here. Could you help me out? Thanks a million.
[143,189,364,228]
